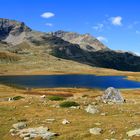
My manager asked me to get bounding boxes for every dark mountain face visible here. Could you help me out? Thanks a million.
[52,47,140,72]
[0,18,140,72]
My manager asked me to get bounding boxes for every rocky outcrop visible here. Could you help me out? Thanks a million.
[101,87,124,103]
[10,123,58,140]
[0,18,31,45]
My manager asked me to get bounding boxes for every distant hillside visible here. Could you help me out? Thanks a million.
[0,18,140,72]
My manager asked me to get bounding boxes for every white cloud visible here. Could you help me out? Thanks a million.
[92,24,104,31]
[97,36,108,43]
[110,16,122,26]
[41,12,55,18]
[45,23,53,27]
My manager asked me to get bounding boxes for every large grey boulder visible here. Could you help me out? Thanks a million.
[101,87,124,103]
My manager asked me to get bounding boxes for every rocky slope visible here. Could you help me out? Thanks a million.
[52,30,109,51]
[0,18,140,72]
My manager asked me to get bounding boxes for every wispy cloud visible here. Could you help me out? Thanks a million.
[45,23,53,27]
[92,24,104,31]
[41,12,55,18]
[97,36,108,43]
[128,21,140,29]
[110,16,122,26]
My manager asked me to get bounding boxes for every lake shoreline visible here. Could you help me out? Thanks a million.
[1,68,140,82]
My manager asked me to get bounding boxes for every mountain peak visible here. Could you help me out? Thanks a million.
[0,18,31,44]
[53,30,109,51]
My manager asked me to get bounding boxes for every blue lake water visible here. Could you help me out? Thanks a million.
[0,75,140,89]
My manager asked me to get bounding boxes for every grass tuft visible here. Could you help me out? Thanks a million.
[59,101,79,108]
[47,95,65,101]
[12,96,24,100]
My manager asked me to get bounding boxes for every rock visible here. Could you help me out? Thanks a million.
[109,129,116,135]
[9,129,16,133]
[46,119,55,122]
[45,119,55,123]
[70,106,80,109]
[94,122,101,126]
[101,87,124,103]
[12,122,27,130]
[127,128,140,137]
[10,126,57,140]
[40,95,46,99]
[89,127,103,135]
[92,102,98,105]
[24,106,29,108]
[100,113,107,116]
[85,104,99,114]
[24,137,30,140]
[62,119,70,124]
[19,133,30,138]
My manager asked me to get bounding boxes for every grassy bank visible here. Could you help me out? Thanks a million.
[0,85,140,140]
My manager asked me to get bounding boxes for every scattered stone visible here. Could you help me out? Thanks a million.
[45,119,55,124]
[85,104,99,114]
[92,102,98,105]
[24,106,29,108]
[101,87,124,103]
[62,119,70,124]
[40,95,46,99]
[127,128,140,137]
[12,122,27,130]
[94,122,101,126]
[9,129,16,133]
[109,129,116,135]
[100,113,107,116]
[46,119,55,122]
[70,106,80,109]
[24,137,30,140]
[89,127,103,135]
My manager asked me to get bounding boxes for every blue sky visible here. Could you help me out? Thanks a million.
[0,0,140,54]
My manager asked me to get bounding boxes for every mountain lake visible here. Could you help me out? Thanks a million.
[0,75,140,89]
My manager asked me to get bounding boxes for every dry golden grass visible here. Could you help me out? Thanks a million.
[0,51,20,62]
[0,85,140,140]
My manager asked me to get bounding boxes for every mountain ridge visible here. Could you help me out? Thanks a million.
[0,18,140,72]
